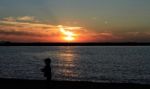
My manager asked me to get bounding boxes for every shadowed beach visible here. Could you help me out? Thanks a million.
[0,78,150,89]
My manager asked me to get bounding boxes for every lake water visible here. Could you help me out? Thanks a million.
[0,46,150,84]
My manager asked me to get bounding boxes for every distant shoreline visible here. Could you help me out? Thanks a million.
[0,42,150,46]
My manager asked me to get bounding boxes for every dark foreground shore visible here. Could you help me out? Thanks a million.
[0,78,150,89]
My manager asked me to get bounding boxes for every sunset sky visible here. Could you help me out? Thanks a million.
[0,0,150,42]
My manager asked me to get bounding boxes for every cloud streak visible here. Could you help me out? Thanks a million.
[0,16,150,42]
[3,16,37,22]
[0,17,84,42]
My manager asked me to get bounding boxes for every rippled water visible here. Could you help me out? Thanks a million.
[0,46,150,84]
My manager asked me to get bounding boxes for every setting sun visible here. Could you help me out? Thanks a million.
[59,25,76,42]
[64,31,74,41]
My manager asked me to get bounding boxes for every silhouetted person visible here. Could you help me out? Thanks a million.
[41,58,52,82]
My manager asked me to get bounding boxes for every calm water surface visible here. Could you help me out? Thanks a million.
[0,46,150,84]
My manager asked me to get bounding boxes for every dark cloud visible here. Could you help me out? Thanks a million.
[0,29,48,37]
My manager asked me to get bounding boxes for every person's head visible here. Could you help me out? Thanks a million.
[44,58,51,65]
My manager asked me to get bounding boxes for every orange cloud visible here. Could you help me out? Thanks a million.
[1,16,150,42]
[75,30,122,42]
[0,19,84,42]
[0,19,123,42]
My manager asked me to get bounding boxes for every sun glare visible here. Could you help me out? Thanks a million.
[59,25,76,42]
[64,31,75,41]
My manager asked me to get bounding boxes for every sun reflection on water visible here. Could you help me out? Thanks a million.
[55,46,79,79]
